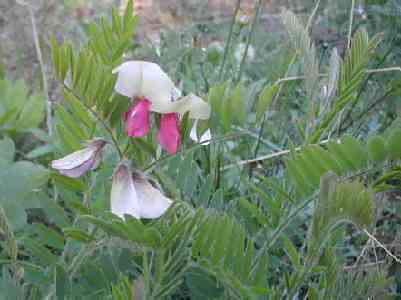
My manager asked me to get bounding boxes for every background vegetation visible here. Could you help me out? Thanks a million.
[1,0,401,299]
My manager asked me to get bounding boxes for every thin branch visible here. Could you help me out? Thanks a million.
[222,139,331,170]
[344,260,386,270]
[366,66,401,73]
[274,66,401,85]
[218,0,241,81]
[25,3,52,135]
[143,132,245,173]
[364,229,401,264]
[347,0,356,50]
[237,0,263,82]
[306,0,321,32]
[63,84,124,159]
[342,88,393,133]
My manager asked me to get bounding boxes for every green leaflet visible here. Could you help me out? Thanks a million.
[309,30,381,143]
[0,138,49,230]
[0,79,45,134]
[308,173,374,256]
[286,131,401,195]
[192,212,269,299]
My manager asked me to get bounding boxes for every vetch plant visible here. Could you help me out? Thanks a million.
[2,1,401,299]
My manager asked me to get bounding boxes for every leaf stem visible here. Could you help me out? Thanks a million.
[363,229,401,264]
[63,84,124,159]
[347,0,356,50]
[218,0,241,81]
[237,0,263,82]
[25,3,52,136]
[222,139,331,170]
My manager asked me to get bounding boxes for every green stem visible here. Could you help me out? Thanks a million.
[63,84,124,159]
[347,0,356,50]
[237,0,263,82]
[218,0,242,81]
[255,194,316,263]
[143,132,245,172]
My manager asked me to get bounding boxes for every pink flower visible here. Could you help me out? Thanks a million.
[113,61,212,153]
[158,113,181,154]
[125,99,151,137]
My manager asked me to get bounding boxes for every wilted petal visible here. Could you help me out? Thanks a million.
[58,157,95,178]
[51,138,107,178]
[51,148,95,170]
[173,94,211,120]
[113,61,143,98]
[133,173,172,219]
[125,99,151,137]
[158,113,181,154]
[111,162,140,219]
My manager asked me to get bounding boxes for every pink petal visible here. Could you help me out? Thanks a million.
[125,99,151,137]
[157,113,181,154]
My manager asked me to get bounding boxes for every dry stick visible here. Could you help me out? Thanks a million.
[363,229,401,264]
[222,138,332,170]
[28,4,52,136]
[275,67,401,84]
[344,260,386,270]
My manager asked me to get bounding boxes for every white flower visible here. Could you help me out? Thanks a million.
[51,138,107,178]
[111,161,172,219]
[234,43,256,63]
[113,61,212,149]
[113,61,210,116]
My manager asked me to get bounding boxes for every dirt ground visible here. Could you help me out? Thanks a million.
[0,0,320,83]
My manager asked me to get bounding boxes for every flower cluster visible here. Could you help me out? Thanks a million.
[51,61,211,219]
[113,61,211,154]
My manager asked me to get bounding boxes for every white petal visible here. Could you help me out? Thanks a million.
[172,86,182,101]
[139,62,176,113]
[173,94,211,120]
[113,61,143,98]
[134,177,172,219]
[190,120,212,145]
[111,163,140,219]
[190,120,199,142]
[51,148,95,170]
[199,129,212,145]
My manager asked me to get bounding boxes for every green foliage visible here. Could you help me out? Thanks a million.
[0,79,45,134]
[386,128,401,159]
[2,2,401,299]
[281,9,320,103]
[209,82,248,132]
[286,131,401,195]
[192,212,269,298]
[309,173,374,255]
[310,30,381,142]
[255,82,279,122]
[0,137,49,230]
